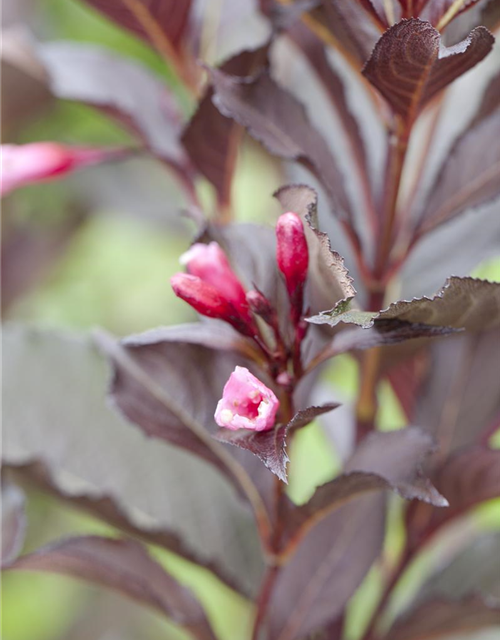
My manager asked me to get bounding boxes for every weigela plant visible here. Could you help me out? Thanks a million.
[2,1,500,640]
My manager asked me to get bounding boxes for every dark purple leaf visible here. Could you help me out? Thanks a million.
[8,536,216,640]
[310,276,500,332]
[307,0,383,66]
[81,0,192,52]
[418,71,500,232]
[267,428,444,639]
[182,46,268,206]
[287,403,341,431]
[362,19,494,123]
[420,0,485,27]
[1,479,26,567]
[307,320,459,371]
[384,596,500,640]
[38,42,188,168]
[414,329,500,452]
[3,326,264,596]
[287,24,370,187]
[209,69,353,220]
[406,447,500,546]
[215,424,289,482]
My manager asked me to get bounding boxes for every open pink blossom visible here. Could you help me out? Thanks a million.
[215,366,280,432]
[180,242,248,310]
[1,142,126,196]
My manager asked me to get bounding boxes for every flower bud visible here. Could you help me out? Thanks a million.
[246,289,276,325]
[1,142,125,196]
[276,212,309,299]
[171,273,256,336]
[215,366,280,432]
[180,242,248,310]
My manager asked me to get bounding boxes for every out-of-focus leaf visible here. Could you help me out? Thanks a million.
[362,19,494,123]
[414,329,500,451]
[1,209,87,316]
[182,46,268,206]
[418,71,500,232]
[406,447,500,546]
[209,69,353,220]
[310,277,500,331]
[287,25,370,189]
[267,428,444,639]
[1,479,26,567]
[8,536,216,640]
[417,533,500,601]
[307,0,383,66]
[38,42,188,167]
[215,425,289,483]
[2,325,264,596]
[1,28,53,135]
[383,596,500,640]
[81,0,192,52]
[420,0,486,27]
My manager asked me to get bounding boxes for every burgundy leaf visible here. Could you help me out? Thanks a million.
[287,403,341,431]
[383,596,500,640]
[182,46,268,206]
[418,71,500,232]
[362,18,494,123]
[215,424,289,482]
[1,479,26,567]
[406,447,500,544]
[3,326,264,596]
[307,320,459,370]
[81,0,192,52]
[209,69,353,220]
[8,536,216,640]
[310,276,500,331]
[267,428,444,639]
[414,329,500,452]
[38,42,188,168]
[287,25,371,202]
[420,0,485,27]
[308,0,383,66]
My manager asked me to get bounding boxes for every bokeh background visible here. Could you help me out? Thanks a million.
[2,1,500,639]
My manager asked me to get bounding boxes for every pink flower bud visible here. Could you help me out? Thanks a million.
[215,366,280,432]
[276,212,309,299]
[180,242,248,310]
[1,142,126,196]
[246,289,276,325]
[171,273,256,336]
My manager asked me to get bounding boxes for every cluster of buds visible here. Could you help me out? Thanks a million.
[1,142,127,196]
[171,212,309,432]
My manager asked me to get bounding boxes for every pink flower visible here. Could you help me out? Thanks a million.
[276,212,309,299]
[1,142,125,196]
[180,242,248,310]
[215,366,280,432]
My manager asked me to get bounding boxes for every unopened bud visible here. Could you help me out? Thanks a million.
[276,212,309,297]
[180,242,248,310]
[246,289,276,325]
[171,273,256,336]
[1,142,126,196]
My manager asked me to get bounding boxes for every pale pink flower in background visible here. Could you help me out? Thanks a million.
[1,142,126,196]
[215,366,280,432]
[180,242,248,310]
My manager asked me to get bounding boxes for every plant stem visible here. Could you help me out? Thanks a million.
[374,119,410,279]
[251,565,280,640]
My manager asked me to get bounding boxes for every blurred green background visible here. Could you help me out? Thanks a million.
[2,1,500,639]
